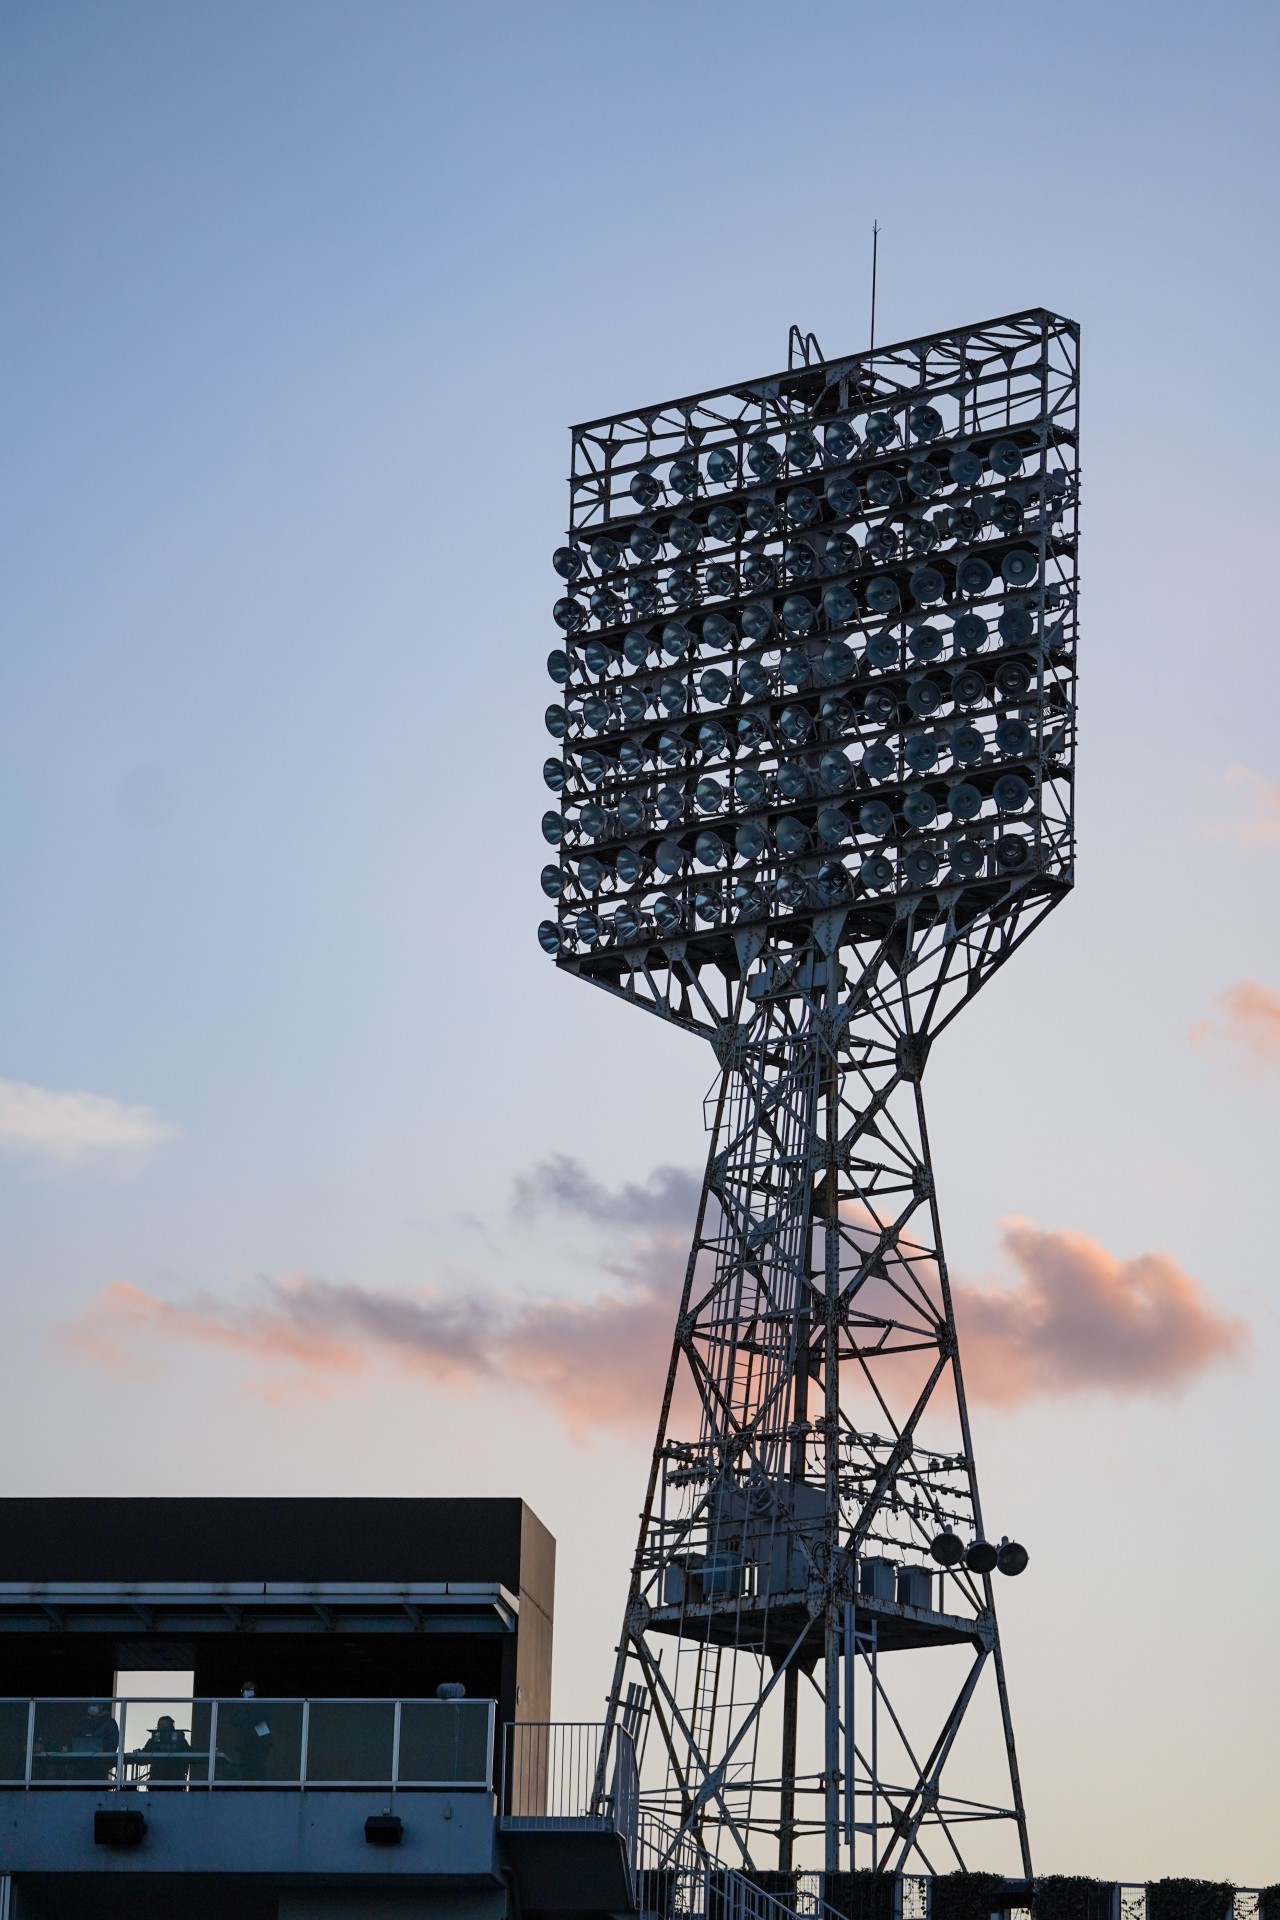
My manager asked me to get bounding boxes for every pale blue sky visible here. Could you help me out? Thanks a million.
[1,0,1278,1880]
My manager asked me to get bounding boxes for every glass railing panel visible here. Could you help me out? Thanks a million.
[0,1702,28,1783]
[210,1699,304,1784]
[305,1700,395,1784]
[31,1700,120,1784]
[398,1700,491,1785]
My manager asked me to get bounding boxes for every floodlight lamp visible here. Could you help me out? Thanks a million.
[999,606,1035,644]
[822,583,857,625]
[950,837,985,876]
[737,713,766,749]
[996,660,1033,698]
[737,821,770,861]
[814,860,850,905]
[618,741,645,777]
[995,718,1033,758]
[990,496,1023,534]
[904,845,939,886]
[786,486,819,526]
[993,772,1031,811]
[705,562,738,598]
[616,847,643,884]
[818,753,854,797]
[694,882,722,923]
[696,778,725,814]
[784,544,817,582]
[700,669,731,705]
[741,604,773,642]
[579,749,607,784]
[577,910,601,944]
[989,439,1023,476]
[866,472,899,508]
[866,633,899,669]
[779,706,812,744]
[701,614,735,653]
[956,557,994,597]
[864,689,896,724]
[951,669,986,707]
[864,411,897,447]
[865,576,900,614]
[668,569,699,607]
[860,799,894,838]
[996,833,1031,869]
[776,819,809,857]
[903,790,938,828]
[907,679,943,717]
[950,505,982,543]
[787,429,818,468]
[629,579,661,615]
[552,545,583,579]
[910,403,944,442]
[617,795,648,834]
[581,694,611,730]
[1002,548,1038,586]
[908,462,942,499]
[747,437,781,479]
[863,742,896,781]
[707,505,739,544]
[619,686,648,724]
[745,495,778,535]
[547,648,571,684]
[824,418,858,462]
[658,731,686,766]
[861,852,894,890]
[542,811,564,845]
[706,447,737,485]
[825,477,860,518]
[951,724,984,763]
[656,839,684,875]
[777,762,808,799]
[629,525,661,562]
[821,639,855,682]
[656,786,684,821]
[698,721,728,755]
[734,881,767,921]
[653,893,682,933]
[537,919,561,954]
[579,838,607,873]
[554,597,586,633]
[584,639,613,677]
[662,622,693,660]
[541,864,564,898]
[821,697,854,732]
[659,678,687,714]
[591,537,622,572]
[545,703,568,739]
[670,516,701,554]
[780,649,810,687]
[948,782,982,820]
[910,567,945,604]
[775,871,807,909]
[695,831,727,867]
[866,526,898,564]
[817,808,851,845]
[613,903,644,941]
[736,767,767,807]
[949,447,983,487]
[738,662,772,703]
[669,455,699,496]
[743,554,776,592]
[631,469,662,506]
[909,624,943,662]
[904,734,938,772]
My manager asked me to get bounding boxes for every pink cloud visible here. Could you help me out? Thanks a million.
[955,1219,1246,1407]
[59,1166,1246,1433]
[1205,764,1280,845]
[1189,979,1280,1075]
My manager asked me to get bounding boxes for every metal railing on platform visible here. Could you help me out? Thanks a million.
[501,1720,637,1845]
[0,1697,494,1791]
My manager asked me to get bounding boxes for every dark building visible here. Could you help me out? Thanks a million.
[0,1498,636,1920]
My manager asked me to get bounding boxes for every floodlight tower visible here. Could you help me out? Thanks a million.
[537,312,1079,1891]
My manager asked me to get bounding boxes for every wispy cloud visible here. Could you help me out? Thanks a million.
[1188,979,1280,1076]
[0,1080,175,1161]
[61,1163,1244,1429]
[1203,763,1280,845]
[955,1218,1245,1406]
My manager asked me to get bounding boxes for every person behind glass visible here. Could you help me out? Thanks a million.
[232,1680,273,1781]
[142,1714,191,1787]
[71,1701,120,1782]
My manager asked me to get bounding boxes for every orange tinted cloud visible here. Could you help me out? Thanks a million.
[955,1219,1245,1407]
[1189,979,1280,1075]
[60,1168,1246,1432]
[1205,764,1280,845]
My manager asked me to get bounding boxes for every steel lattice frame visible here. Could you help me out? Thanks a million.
[538,310,1079,1889]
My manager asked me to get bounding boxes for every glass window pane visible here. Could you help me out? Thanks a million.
[211,1700,303,1784]
[32,1699,119,1784]
[0,1702,28,1782]
[397,1701,490,1785]
[305,1701,395,1784]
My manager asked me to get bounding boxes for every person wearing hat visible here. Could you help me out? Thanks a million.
[142,1713,191,1787]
